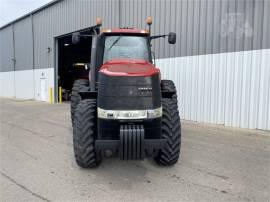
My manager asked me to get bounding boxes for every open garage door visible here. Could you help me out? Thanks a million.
[57,31,92,102]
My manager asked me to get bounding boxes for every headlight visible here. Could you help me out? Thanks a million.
[147,108,162,119]
[98,107,162,119]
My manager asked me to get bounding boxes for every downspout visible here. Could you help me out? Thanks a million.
[119,0,121,27]
[11,23,16,97]
[31,14,35,99]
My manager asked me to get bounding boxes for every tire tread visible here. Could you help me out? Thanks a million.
[155,80,181,166]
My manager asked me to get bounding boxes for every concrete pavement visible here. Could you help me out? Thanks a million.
[0,98,269,202]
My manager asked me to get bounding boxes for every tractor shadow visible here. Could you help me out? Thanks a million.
[90,157,161,190]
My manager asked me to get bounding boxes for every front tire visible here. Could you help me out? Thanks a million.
[73,99,101,168]
[155,98,181,166]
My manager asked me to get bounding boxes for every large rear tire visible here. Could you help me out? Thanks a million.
[70,79,89,126]
[161,80,176,93]
[155,98,181,166]
[161,79,178,101]
[73,99,101,168]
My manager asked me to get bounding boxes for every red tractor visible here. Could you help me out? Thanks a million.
[71,17,181,167]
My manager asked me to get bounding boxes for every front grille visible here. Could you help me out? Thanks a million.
[98,73,161,110]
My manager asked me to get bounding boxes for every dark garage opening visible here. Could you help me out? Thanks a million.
[57,32,92,101]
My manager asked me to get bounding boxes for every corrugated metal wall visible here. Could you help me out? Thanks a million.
[157,49,270,130]
[14,17,33,71]
[120,0,270,59]
[0,25,14,72]
[1,0,270,71]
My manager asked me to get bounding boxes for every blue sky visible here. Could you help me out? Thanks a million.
[0,0,53,26]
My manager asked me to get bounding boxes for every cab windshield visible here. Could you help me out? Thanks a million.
[103,35,150,63]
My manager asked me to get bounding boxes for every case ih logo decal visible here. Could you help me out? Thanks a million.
[138,87,152,91]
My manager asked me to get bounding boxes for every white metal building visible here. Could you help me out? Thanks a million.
[0,0,269,130]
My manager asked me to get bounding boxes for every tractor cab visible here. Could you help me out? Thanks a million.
[93,28,154,80]
[71,18,176,90]
[98,28,157,77]
[101,28,152,64]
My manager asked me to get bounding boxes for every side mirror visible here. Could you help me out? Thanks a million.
[168,32,176,44]
[72,32,80,44]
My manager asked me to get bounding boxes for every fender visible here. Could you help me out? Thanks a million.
[161,91,176,99]
[79,91,97,100]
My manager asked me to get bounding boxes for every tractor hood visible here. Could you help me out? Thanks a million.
[99,59,160,77]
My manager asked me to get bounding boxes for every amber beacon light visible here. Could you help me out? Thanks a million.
[146,16,152,25]
[96,17,102,25]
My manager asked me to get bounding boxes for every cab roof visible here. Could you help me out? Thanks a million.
[102,28,149,35]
